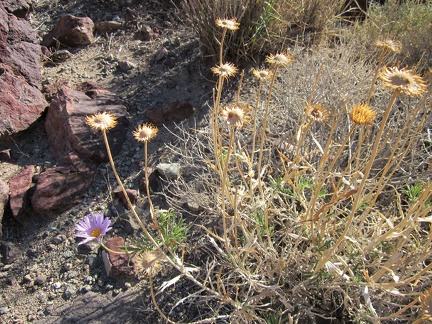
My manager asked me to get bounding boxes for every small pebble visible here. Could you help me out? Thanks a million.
[0,306,10,314]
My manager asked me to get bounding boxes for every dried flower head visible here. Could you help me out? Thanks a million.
[306,103,330,123]
[211,62,238,78]
[86,112,118,131]
[265,53,294,67]
[134,250,164,277]
[133,123,158,143]
[420,288,432,321]
[375,39,402,53]
[379,66,427,97]
[75,213,112,245]
[215,18,240,31]
[252,69,273,81]
[350,104,377,125]
[221,103,250,128]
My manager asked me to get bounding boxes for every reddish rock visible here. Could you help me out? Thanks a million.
[9,165,34,223]
[0,64,47,136]
[146,101,195,125]
[1,0,33,19]
[115,189,138,209]
[42,14,94,48]
[0,4,47,138]
[0,179,9,235]
[102,237,134,278]
[31,153,96,213]
[44,83,129,163]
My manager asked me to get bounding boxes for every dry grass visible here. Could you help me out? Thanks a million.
[180,0,347,64]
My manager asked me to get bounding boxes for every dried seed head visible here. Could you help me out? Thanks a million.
[379,66,427,97]
[133,123,158,143]
[134,250,164,277]
[306,103,330,123]
[86,112,118,131]
[221,103,250,128]
[211,62,238,78]
[252,69,273,81]
[350,104,377,125]
[215,18,240,31]
[375,39,402,53]
[265,53,294,67]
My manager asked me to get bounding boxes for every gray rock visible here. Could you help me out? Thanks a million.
[63,286,76,299]
[117,60,136,72]
[0,306,10,315]
[156,163,180,180]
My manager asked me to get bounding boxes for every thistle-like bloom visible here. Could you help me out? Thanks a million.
[134,250,163,277]
[379,66,427,97]
[252,69,273,81]
[215,18,240,31]
[420,288,432,321]
[375,39,402,54]
[133,123,158,143]
[75,213,112,245]
[221,103,250,128]
[350,103,377,125]
[211,62,238,78]
[86,112,117,131]
[265,52,294,67]
[306,103,330,123]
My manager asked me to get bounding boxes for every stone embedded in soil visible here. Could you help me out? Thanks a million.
[146,101,195,125]
[45,83,129,163]
[102,237,135,278]
[31,153,97,213]
[156,162,180,180]
[1,241,21,264]
[42,14,95,48]
[0,4,47,137]
[9,165,34,223]
[115,188,138,209]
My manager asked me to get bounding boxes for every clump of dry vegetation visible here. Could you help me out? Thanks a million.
[79,1,432,322]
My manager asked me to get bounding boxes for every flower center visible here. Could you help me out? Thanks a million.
[90,228,102,238]
[390,74,410,87]
[311,109,321,119]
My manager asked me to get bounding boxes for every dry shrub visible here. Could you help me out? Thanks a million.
[180,0,347,64]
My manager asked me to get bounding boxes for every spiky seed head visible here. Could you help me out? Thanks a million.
[265,53,294,67]
[306,103,330,123]
[252,69,273,81]
[379,66,427,97]
[134,250,163,277]
[350,104,377,125]
[133,123,158,143]
[374,39,402,53]
[215,18,240,31]
[221,103,250,128]
[420,288,432,321]
[86,112,118,131]
[211,62,238,79]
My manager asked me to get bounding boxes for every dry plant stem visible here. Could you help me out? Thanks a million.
[365,48,388,105]
[149,275,175,324]
[102,131,228,305]
[143,142,157,226]
[257,65,279,198]
[251,79,263,164]
[213,75,225,171]
[313,89,401,275]
[219,28,227,65]
[221,126,236,248]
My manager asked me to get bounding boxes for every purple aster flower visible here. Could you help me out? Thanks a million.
[75,213,112,245]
